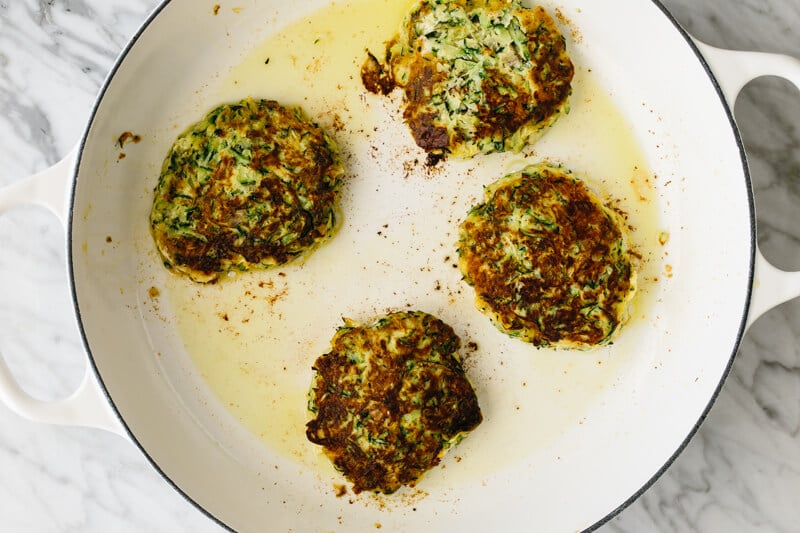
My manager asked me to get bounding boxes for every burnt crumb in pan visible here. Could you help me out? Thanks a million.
[361,0,574,162]
[306,311,482,494]
[150,98,343,283]
[458,163,637,349]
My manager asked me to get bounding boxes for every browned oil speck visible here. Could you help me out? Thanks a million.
[117,131,141,148]
[266,283,289,306]
[148,286,160,299]
[213,4,220,15]
[554,7,582,44]
[331,113,345,132]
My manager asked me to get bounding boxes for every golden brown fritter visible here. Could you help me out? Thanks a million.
[150,98,343,283]
[306,311,482,494]
[458,164,636,348]
[362,0,574,160]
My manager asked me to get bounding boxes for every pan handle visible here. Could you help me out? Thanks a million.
[0,150,125,435]
[694,40,800,329]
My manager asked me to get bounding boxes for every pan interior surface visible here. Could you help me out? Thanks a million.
[69,0,752,531]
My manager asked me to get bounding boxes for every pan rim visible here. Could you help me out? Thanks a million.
[64,1,756,531]
[584,2,755,529]
[67,2,234,531]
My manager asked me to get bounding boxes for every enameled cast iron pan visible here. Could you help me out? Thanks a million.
[1,0,800,531]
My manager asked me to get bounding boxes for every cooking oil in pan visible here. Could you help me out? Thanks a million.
[158,0,666,491]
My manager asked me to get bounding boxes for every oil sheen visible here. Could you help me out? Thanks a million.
[159,0,665,490]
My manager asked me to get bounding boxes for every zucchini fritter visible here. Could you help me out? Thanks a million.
[306,311,482,494]
[150,98,343,283]
[458,164,636,348]
[362,0,574,160]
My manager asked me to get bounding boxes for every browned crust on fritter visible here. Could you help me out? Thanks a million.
[361,1,574,159]
[306,311,482,494]
[360,50,396,96]
[150,99,341,282]
[467,8,573,149]
[515,6,574,120]
[402,57,451,153]
[458,165,635,347]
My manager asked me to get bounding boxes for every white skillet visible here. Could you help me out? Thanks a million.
[1,1,799,531]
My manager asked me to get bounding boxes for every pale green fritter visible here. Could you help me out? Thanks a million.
[362,0,574,160]
[150,98,343,283]
[458,164,637,348]
[306,311,482,494]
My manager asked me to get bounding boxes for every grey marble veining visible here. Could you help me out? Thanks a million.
[0,1,798,532]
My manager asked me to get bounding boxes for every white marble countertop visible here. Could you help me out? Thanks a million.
[0,1,798,531]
